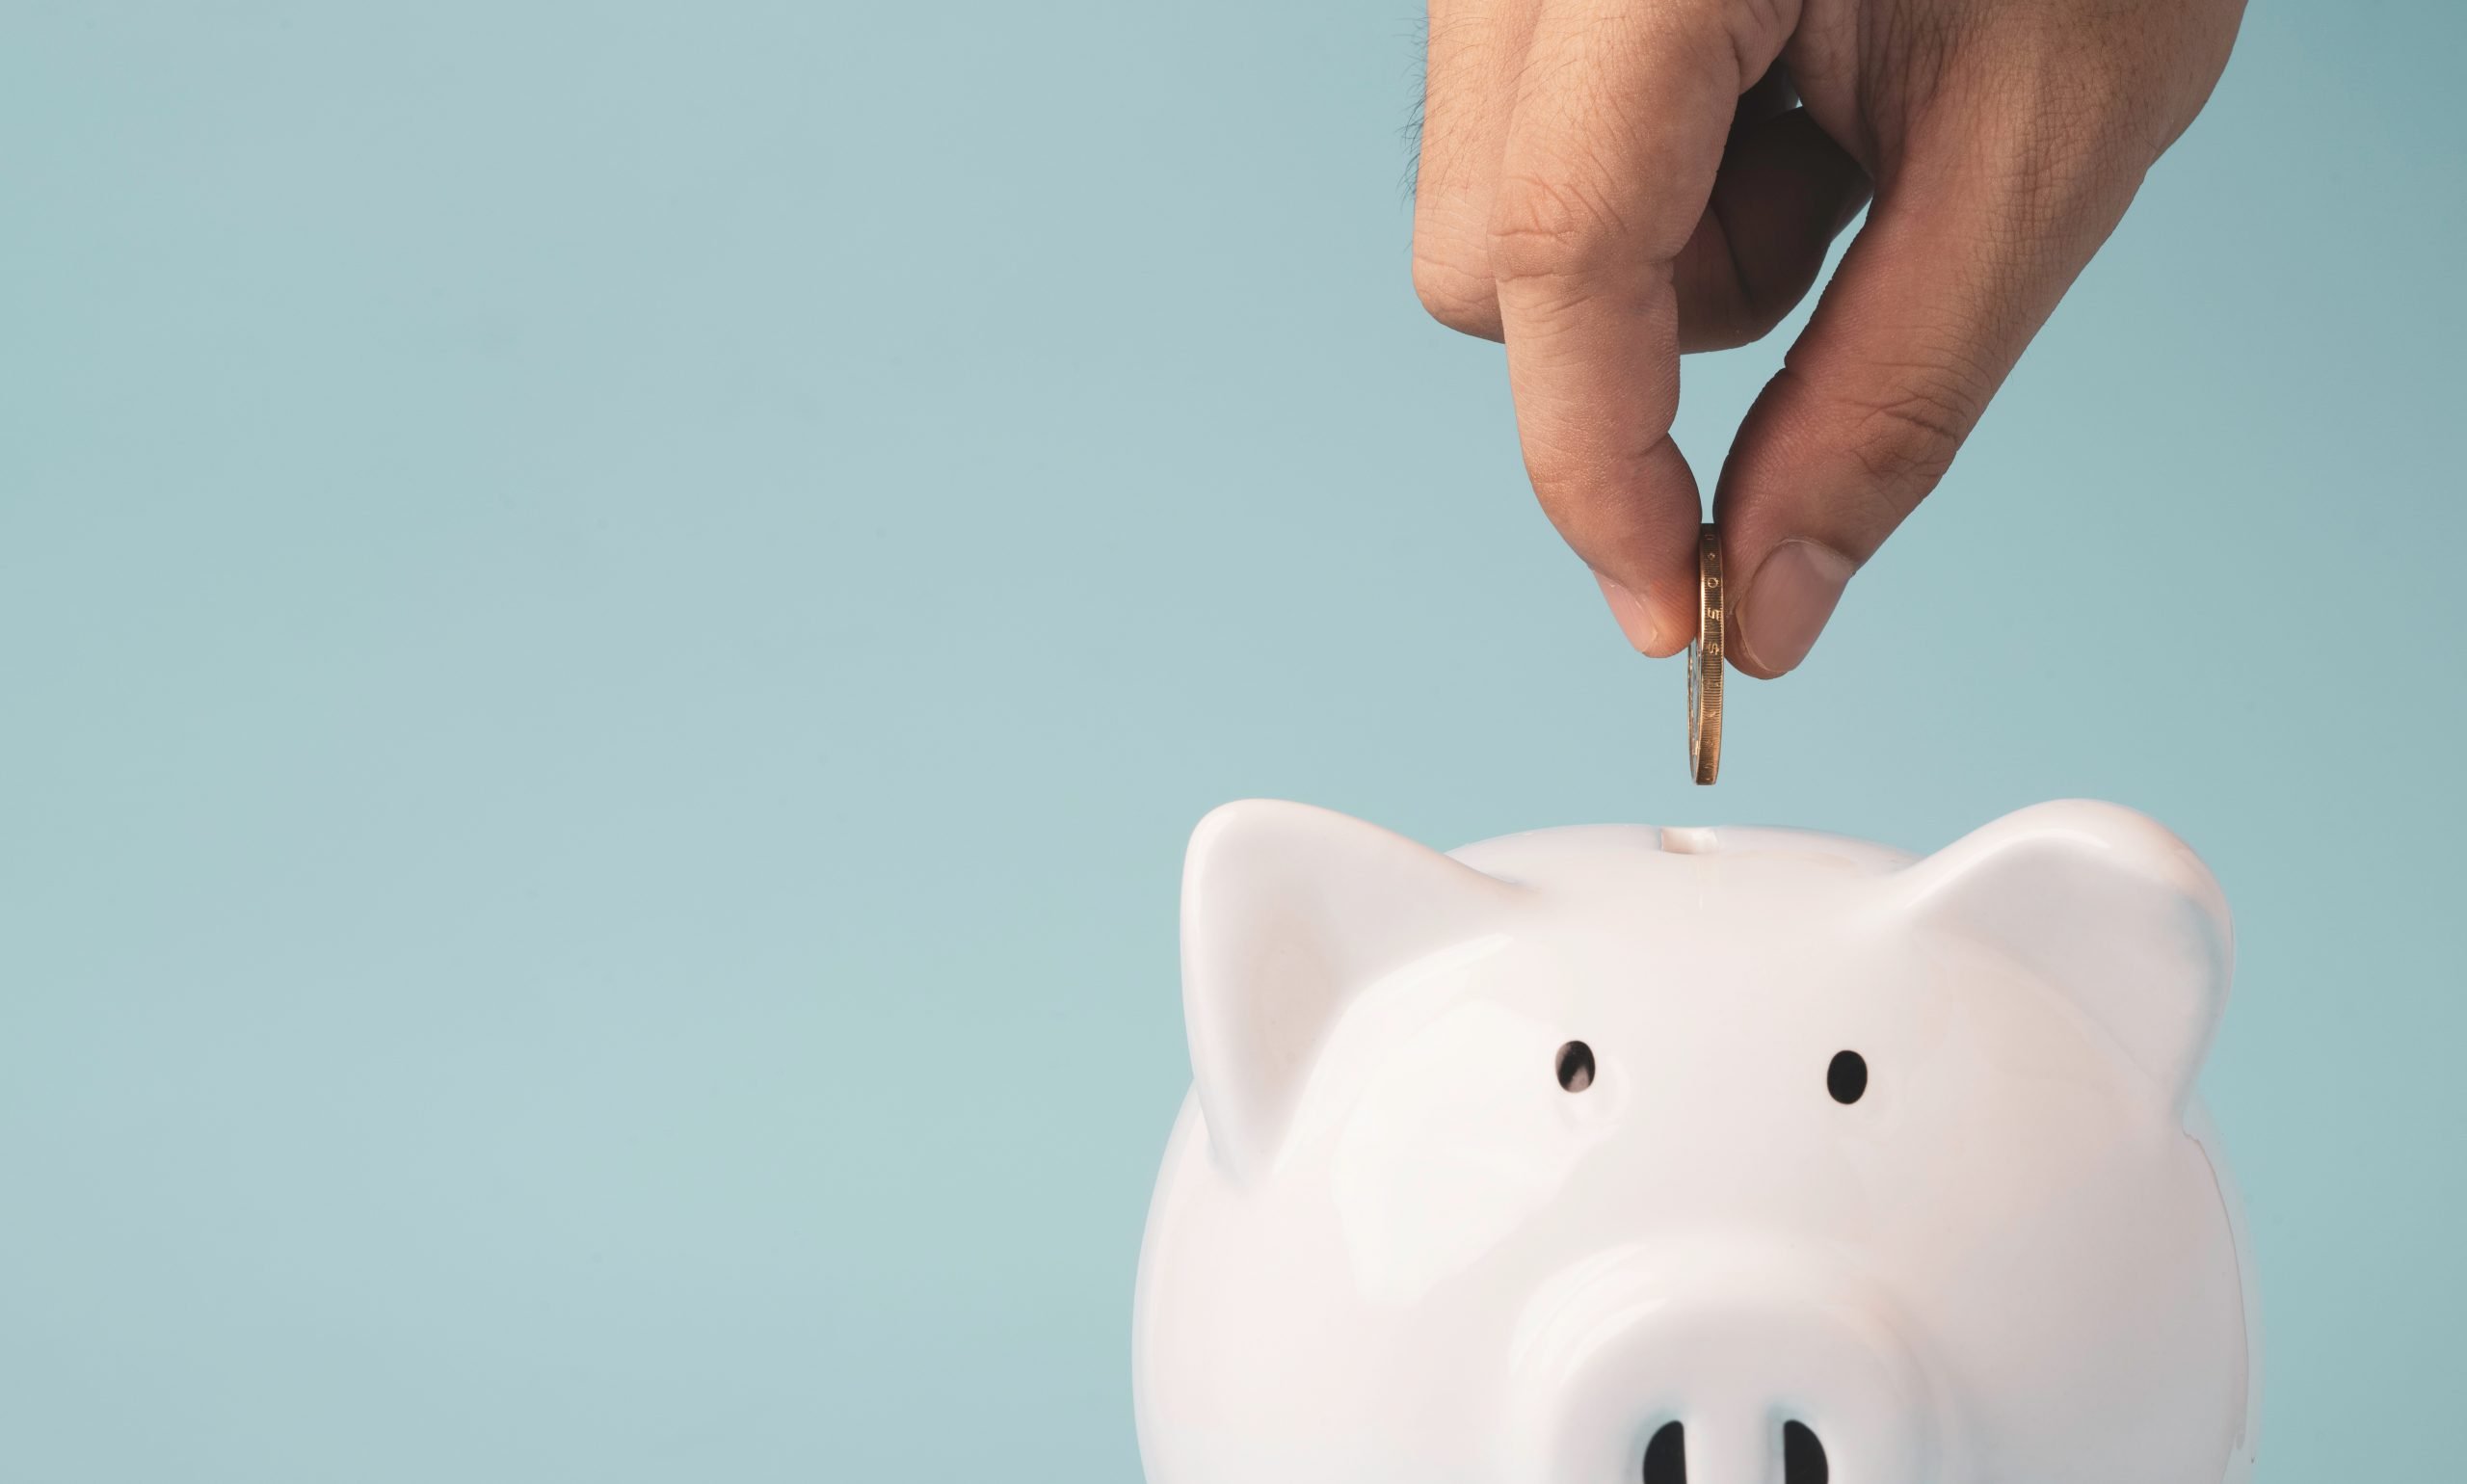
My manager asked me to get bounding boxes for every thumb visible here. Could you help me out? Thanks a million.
[1712,130,2144,676]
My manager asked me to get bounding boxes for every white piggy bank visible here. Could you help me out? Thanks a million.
[1133,801,2257,1484]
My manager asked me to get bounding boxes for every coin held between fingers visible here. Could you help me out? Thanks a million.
[1688,524,1724,786]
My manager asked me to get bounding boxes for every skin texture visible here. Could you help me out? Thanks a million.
[1413,0,2244,675]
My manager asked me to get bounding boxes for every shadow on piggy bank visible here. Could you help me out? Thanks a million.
[1132,801,2258,1484]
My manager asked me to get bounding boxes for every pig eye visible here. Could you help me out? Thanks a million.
[1827,1049,1868,1104]
[1555,1041,1595,1093]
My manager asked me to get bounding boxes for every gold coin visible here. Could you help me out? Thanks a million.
[1687,523,1724,785]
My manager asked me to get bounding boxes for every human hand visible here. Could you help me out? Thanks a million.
[1412,0,2242,674]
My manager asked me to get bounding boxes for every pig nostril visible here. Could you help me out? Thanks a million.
[1555,1041,1595,1093]
[1827,1049,1868,1104]
[1640,1420,1685,1483]
[1782,1420,1828,1483]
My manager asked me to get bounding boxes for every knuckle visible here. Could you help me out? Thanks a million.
[1410,241,1500,337]
[1484,171,1631,284]
[1723,0,1792,81]
[2001,101,2140,227]
[1941,35,2163,222]
[1844,373,1976,490]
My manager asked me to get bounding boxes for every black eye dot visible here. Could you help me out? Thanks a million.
[1827,1049,1868,1104]
[1555,1041,1596,1093]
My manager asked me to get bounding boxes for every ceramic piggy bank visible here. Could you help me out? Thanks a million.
[1133,801,2256,1484]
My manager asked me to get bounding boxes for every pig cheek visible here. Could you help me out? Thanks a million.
[1327,999,1617,1304]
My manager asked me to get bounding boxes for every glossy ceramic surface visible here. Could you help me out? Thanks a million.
[1132,801,2257,1484]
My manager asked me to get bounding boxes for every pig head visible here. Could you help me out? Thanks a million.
[1132,801,2257,1484]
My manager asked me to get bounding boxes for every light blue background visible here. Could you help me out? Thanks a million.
[3,2,2460,1479]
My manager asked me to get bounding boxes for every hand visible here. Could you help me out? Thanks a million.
[1412,0,2242,674]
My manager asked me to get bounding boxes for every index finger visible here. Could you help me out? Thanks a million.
[1487,0,1779,654]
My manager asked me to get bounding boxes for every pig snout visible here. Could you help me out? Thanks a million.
[1504,1242,1941,1484]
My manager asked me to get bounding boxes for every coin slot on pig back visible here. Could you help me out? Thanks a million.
[1641,1420,1684,1483]
[1658,826,1717,855]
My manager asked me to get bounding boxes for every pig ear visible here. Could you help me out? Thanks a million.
[1180,800,1518,1179]
[1897,800,2233,1114]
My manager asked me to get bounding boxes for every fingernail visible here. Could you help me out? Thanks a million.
[1738,539,1856,675]
[1593,571,1668,654]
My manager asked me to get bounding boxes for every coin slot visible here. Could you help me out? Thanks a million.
[1783,1420,1828,1482]
[1659,826,1718,855]
[1641,1419,1685,1483]
[1555,1041,1595,1093]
